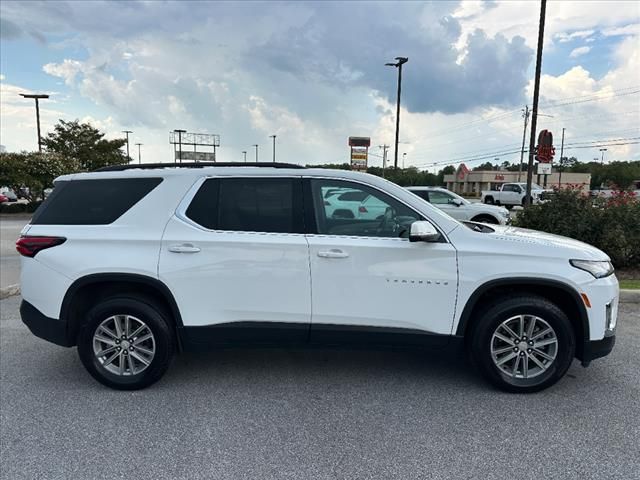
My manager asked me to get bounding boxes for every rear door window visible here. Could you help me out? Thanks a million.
[31,178,163,225]
[186,177,303,233]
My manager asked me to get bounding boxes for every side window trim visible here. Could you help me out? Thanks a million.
[177,175,305,235]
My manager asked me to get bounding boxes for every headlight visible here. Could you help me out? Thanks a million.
[570,260,614,278]
[500,209,509,217]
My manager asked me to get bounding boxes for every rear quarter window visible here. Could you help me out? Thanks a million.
[31,178,163,225]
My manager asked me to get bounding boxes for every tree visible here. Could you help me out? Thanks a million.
[43,119,128,171]
[0,152,79,201]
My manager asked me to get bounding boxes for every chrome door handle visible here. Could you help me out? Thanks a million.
[317,249,349,259]
[168,243,201,253]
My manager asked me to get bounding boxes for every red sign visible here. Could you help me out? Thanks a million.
[457,163,470,179]
[495,174,505,181]
[536,129,555,163]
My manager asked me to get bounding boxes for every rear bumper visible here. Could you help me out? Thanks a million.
[582,335,615,363]
[20,300,73,347]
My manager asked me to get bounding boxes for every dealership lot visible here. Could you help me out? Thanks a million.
[0,295,638,479]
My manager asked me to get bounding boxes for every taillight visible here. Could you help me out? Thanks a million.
[358,206,368,213]
[16,236,66,258]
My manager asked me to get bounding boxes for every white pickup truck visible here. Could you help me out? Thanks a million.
[481,182,547,207]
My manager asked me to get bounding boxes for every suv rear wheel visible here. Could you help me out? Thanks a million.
[469,295,575,393]
[77,297,175,390]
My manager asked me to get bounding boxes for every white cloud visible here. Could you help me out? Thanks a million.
[42,59,83,86]
[602,23,640,37]
[569,46,591,58]
[555,29,595,43]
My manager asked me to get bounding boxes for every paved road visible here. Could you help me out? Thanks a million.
[1,296,638,480]
[0,216,29,289]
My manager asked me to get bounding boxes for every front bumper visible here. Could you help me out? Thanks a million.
[20,300,73,347]
[582,335,615,364]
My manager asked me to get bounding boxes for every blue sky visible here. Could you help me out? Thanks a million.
[1,1,639,168]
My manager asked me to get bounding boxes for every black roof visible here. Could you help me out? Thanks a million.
[95,162,305,172]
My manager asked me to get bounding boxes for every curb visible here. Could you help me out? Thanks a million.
[0,284,20,300]
[620,289,640,304]
[0,283,638,303]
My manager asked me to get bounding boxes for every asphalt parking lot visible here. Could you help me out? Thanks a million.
[0,295,638,480]
[0,216,27,290]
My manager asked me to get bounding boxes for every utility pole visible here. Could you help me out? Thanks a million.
[379,144,389,178]
[242,151,247,163]
[270,135,276,162]
[517,105,530,182]
[19,93,50,153]
[135,143,142,164]
[174,129,186,163]
[385,56,408,169]
[558,128,565,187]
[253,144,259,162]
[525,0,547,207]
[122,130,133,162]
[600,148,607,164]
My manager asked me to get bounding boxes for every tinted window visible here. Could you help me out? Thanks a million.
[312,179,421,238]
[502,184,515,192]
[338,191,368,202]
[186,177,302,233]
[412,190,430,201]
[31,178,162,225]
[428,191,453,205]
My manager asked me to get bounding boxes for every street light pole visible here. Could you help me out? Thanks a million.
[600,148,607,165]
[122,130,133,162]
[135,143,142,164]
[19,93,50,152]
[174,129,186,163]
[269,135,276,163]
[402,152,406,169]
[242,151,247,163]
[385,56,408,169]
[253,144,259,162]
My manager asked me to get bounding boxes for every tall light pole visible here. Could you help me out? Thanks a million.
[525,0,547,207]
[385,56,408,169]
[253,144,259,162]
[402,152,406,169]
[174,129,186,163]
[19,93,49,152]
[599,148,607,165]
[269,135,276,163]
[242,151,247,163]
[122,130,133,162]
[135,143,142,164]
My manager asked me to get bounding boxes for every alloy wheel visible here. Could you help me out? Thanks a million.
[490,314,558,379]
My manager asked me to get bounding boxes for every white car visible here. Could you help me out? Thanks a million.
[18,163,618,392]
[481,182,547,207]
[406,187,510,225]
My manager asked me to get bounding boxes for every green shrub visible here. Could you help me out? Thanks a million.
[0,202,27,214]
[514,188,640,268]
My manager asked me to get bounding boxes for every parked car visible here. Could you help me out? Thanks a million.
[323,189,367,218]
[406,187,510,225]
[0,194,9,204]
[18,163,618,392]
[0,187,18,202]
[481,182,547,207]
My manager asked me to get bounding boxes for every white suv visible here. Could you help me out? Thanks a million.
[406,187,510,225]
[18,163,619,392]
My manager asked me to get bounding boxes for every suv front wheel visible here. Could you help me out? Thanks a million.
[469,295,575,393]
[77,297,175,390]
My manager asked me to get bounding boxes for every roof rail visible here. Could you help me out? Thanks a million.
[95,162,306,172]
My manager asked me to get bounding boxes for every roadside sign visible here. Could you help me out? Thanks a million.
[349,136,370,171]
[536,130,555,163]
[537,163,552,175]
[177,151,216,162]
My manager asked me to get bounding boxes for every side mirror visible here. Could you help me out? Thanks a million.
[451,198,464,207]
[409,221,441,243]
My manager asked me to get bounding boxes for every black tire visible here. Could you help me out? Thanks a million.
[484,196,494,205]
[77,296,175,390]
[469,295,575,393]
[471,215,499,224]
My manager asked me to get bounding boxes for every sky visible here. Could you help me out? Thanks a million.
[1,0,639,170]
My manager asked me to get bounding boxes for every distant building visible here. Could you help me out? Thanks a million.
[443,163,591,196]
